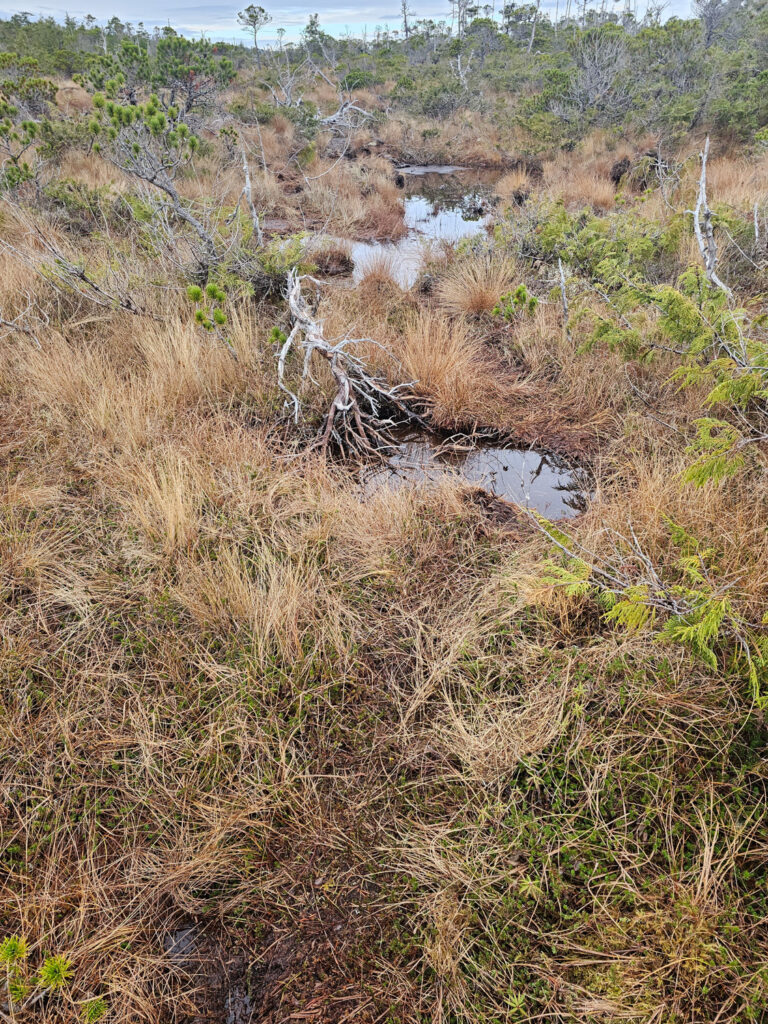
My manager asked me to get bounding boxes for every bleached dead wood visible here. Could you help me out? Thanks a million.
[264,57,310,109]
[279,269,423,454]
[237,136,264,247]
[0,292,47,347]
[319,98,373,135]
[451,50,474,89]
[689,136,733,299]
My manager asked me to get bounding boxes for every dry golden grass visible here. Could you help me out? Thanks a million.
[706,152,768,209]
[359,195,408,240]
[576,443,768,619]
[249,168,285,213]
[540,132,649,210]
[396,309,523,426]
[301,161,406,240]
[555,167,616,211]
[435,253,516,317]
[54,79,92,114]
[355,247,399,286]
[375,113,507,167]
[56,150,131,190]
[1,101,767,1024]
[176,160,244,206]
[496,166,531,201]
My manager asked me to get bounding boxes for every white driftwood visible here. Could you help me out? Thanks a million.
[279,270,422,453]
[239,136,264,247]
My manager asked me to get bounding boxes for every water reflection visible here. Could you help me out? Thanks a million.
[361,430,587,519]
[351,165,499,288]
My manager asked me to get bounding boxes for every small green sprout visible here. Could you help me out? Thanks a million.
[188,281,228,333]
[8,976,30,1003]
[82,995,109,1021]
[0,935,29,965]
[492,284,538,321]
[37,954,74,990]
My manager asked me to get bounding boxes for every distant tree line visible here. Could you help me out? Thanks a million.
[0,0,766,145]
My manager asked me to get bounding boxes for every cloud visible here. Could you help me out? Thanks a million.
[0,0,692,39]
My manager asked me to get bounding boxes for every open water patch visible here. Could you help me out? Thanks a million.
[361,429,588,519]
[351,165,500,288]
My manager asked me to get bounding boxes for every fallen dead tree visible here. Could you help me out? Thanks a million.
[279,269,424,455]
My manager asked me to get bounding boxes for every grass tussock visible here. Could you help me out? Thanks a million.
[397,309,515,424]
[495,166,531,202]
[435,253,516,317]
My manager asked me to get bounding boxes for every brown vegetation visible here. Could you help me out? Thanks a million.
[0,49,766,1024]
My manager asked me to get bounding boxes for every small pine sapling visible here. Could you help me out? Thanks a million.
[0,938,76,1014]
[89,92,221,274]
[81,995,110,1021]
[187,282,236,358]
[0,54,56,189]
[492,284,538,321]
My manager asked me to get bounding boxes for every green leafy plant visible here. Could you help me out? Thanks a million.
[77,40,151,104]
[152,33,235,114]
[534,516,768,704]
[186,281,239,358]
[0,935,29,965]
[0,53,56,189]
[187,281,228,332]
[88,91,223,274]
[0,938,75,1014]
[258,234,314,283]
[37,953,74,989]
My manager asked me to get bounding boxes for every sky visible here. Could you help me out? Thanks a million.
[0,0,693,42]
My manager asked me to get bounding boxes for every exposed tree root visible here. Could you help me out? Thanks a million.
[279,269,426,456]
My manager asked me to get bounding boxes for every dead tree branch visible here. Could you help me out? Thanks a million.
[688,136,733,300]
[238,135,264,246]
[279,270,423,455]
[319,99,373,135]
[263,57,310,108]
[0,206,157,319]
[0,292,47,347]
[451,50,475,89]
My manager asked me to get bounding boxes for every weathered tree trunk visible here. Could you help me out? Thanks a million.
[690,136,733,299]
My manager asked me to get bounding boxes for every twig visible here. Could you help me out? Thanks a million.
[558,257,571,342]
[279,270,426,455]
[239,134,264,246]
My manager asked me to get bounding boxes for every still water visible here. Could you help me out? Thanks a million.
[351,166,499,287]
[361,430,587,519]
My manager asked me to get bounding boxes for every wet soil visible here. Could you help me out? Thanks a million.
[165,903,381,1024]
[350,165,501,287]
